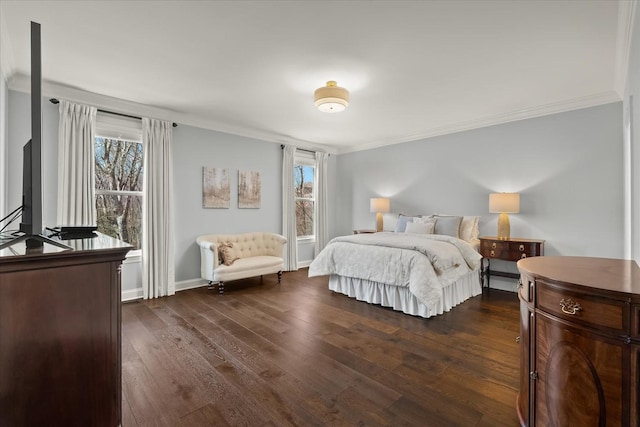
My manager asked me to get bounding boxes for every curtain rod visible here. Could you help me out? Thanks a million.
[49,98,178,127]
[280,144,329,155]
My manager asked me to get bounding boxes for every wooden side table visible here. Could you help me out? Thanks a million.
[479,236,545,287]
[353,229,376,234]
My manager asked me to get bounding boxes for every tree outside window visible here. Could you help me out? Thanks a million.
[294,164,314,238]
[94,136,143,250]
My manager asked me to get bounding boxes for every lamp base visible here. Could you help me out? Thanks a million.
[497,213,510,240]
[376,212,383,232]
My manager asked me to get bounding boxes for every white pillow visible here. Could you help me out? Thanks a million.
[405,221,434,234]
[414,216,436,228]
[432,214,479,241]
[459,216,480,241]
[394,214,419,232]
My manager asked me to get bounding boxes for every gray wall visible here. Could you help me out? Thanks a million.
[0,65,7,219]
[625,4,640,264]
[4,90,324,294]
[172,124,282,282]
[333,102,624,290]
[7,91,59,228]
[2,91,630,293]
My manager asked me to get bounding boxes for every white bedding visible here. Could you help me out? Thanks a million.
[308,232,482,311]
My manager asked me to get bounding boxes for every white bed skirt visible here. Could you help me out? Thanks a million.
[328,269,482,318]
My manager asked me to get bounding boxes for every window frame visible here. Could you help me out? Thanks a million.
[94,114,144,258]
[294,151,316,243]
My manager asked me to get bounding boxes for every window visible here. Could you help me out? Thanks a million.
[94,135,144,251]
[294,154,315,239]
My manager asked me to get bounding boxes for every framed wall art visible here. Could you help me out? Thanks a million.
[203,167,230,208]
[238,170,261,209]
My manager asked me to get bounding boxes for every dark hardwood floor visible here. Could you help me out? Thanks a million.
[121,269,521,426]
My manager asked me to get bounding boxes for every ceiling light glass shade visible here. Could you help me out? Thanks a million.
[314,81,349,113]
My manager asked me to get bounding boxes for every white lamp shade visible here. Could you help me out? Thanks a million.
[370,198,390,213]
[489,193,520,213]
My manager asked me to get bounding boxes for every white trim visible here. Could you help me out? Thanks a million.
[175,278,208,292]
[7,73,623,156]
[123,251,141,263]
[0,10,15,83]
[121,288,143,302]
[121,278,208,301]
[614,0,637,97]
[96,189,143,197]
[337,92,622,154]
[8,75,338,154]
[297,260,311,269]
[95,113,143,142]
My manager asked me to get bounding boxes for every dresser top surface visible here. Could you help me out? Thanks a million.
[517,256,640,296]
[479,236,545,243]
[0,233,130,260]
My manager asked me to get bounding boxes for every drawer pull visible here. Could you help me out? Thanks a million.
[521,253,527,259]
[519,244,525,251]
[515,336,520,343]
[560,298,582,315]
[490,250,495,257]
[491,242,497,249]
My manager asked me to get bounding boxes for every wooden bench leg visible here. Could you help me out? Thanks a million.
[207,281,214,290]
[218,281,225,294]
[277,271,282,283]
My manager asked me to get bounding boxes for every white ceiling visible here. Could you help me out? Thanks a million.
[0,1,634,154]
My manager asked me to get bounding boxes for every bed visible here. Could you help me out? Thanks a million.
[308,214,483,318]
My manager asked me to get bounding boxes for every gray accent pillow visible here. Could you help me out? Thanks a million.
[434,216,463,238]
[394,214,415,233]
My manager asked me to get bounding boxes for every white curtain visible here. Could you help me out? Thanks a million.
[282,145,298,271]
[142,118,175,299]
[57,100,97,226]
[315,151,329,253]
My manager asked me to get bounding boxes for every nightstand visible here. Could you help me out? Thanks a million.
[353,229,376,234]
[479,236,545,287]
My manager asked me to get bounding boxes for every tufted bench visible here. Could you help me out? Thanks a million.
[196,232,287,294]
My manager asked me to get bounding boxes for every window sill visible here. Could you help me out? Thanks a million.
[123,250,142,264]
[297,236,316,244]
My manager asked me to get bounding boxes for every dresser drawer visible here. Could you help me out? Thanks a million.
[536,280,626,333]
[481,239,542,261]
[480,240,508,258]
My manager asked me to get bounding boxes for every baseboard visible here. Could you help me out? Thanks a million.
[176,278,208,292]
[485,277,519,293]
[121,279,208,302]
[121,288,143,302]
[297,260,312,269]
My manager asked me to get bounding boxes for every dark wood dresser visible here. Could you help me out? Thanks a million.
[516,256,640,426]
[0,234,130,426]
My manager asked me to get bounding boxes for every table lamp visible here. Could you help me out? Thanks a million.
[370,198,390,232]
[489,193,520,240]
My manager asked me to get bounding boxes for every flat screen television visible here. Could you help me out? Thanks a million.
[20,22,43,239]
[0,22,69,251]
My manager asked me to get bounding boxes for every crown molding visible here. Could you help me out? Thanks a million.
[0,7,16,83]
[8,73,338,155]
[338,91,622,154]
[614,0,637,97]
[7,75,622,157]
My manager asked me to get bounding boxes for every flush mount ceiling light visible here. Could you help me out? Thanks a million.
[314,81,349,113]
